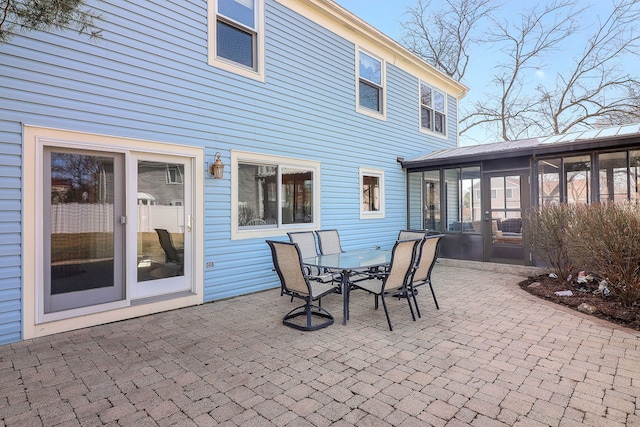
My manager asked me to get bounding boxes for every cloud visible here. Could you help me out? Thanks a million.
[535,69,545,79]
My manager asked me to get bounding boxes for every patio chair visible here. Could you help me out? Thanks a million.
[287,231,337,283]
[154,229,184,275]
[245,218,266,226]
[266,240,338,331]
[350,239,420,331]
[409,234,444,315]
[398,229,429,241]
[315,229,343,255]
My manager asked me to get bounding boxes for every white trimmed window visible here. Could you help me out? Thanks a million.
[360,168,385,219]
[209,0,265,81]
[232,151,320,239]
[420,82,446,135]
[357,49,386,118]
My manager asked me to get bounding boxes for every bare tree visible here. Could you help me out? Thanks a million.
[461,0,583,141]
[0,0,101,44]
[401,0,499,82]
[403,0,640,143]
[536,0,640,134]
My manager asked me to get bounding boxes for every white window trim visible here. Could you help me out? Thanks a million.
[419,81,447,138]
[207,0,266,82]
[22,125,204,339]
[359,167,385,219]
[356,47,387,120]
[231,150,321,240]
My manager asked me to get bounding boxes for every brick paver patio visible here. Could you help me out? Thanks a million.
[1,264,639,426]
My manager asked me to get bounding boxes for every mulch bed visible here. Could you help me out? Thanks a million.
[518,274,640,331]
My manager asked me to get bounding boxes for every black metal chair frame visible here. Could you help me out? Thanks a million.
[287,231,338,284]
[409,234,444,316]
[266,240,337,331]
[350,239,420,331]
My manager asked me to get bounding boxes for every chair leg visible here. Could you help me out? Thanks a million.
[404,287,417,321]
[306,304,313,329]
[409,286,421,319]
[283,303,334,331]
[428,282,440,309]
[380,294,393,331]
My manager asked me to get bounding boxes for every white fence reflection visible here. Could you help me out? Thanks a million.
[51,204,184,233]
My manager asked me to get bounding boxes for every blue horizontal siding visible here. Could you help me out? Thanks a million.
[0,116,22,344]
[0,0,460,341]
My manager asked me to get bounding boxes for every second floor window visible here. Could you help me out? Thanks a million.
[211,0,264,80]
[420,82,446,135]
[358,50,385,115]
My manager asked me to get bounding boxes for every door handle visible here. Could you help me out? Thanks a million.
[186,214,192,232]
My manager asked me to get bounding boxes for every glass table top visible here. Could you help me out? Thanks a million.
[303,249,391,270]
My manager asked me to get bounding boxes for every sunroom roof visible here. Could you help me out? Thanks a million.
[404,123,640,168]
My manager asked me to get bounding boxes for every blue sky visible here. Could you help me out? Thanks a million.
[334,0,634,145]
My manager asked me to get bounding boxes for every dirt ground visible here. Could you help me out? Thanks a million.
[519,274,640,331]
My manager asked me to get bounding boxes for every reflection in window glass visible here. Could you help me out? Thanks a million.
[359,51,381,84]
[218,0,255,27]
[444,167,480,233]
[408,172,423,229]
[358,50,383,113]
[166,164,183,184]
[444,168,460,232]
[420,82,446,135]
[461,167,481,226]
[362,175,380,212]
[138,161,185,282]
[631,151,640,203]
[423,170,440,231]
[238,164,277,227]
[565,156,591,204]
[359,81,380,111]
[216,0,257,69]
[599,152,628,202]
[538,158,561,205]
[216,21,254,68]
[49,153,115,296]
[282,168,313,224]
[237,163,314,228]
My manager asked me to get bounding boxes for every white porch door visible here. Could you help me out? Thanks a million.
[130,154,193,299]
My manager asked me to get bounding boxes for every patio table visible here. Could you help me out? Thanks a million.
[303,249,392,325]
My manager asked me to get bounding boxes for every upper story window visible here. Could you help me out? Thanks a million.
[209,0,265,81]
[232,152,320,239]
[420,82,446,135]
[357,49,386,118]
[360,168,385,219]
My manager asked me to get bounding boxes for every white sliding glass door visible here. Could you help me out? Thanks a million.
[41,148,194,316]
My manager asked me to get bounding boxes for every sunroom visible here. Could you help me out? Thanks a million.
[401,124,640,266]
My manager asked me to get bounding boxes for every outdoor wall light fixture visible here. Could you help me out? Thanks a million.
[210,152,225,179]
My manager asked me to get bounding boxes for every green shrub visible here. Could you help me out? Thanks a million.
[524,204,575,281]
[568,203,640,307]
